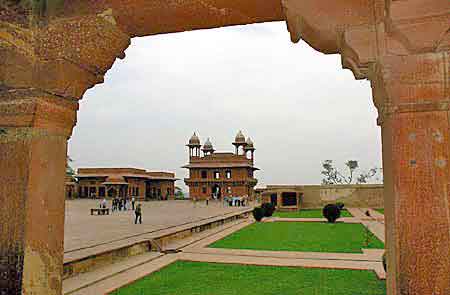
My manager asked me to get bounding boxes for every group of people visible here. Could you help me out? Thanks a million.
[110,197,136,211]
[198,195,249,207]
[98,197,142,224]
[224,195,249,207]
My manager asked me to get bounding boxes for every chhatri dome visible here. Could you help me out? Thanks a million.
[203,138,214,150]
[202,137,215,155]
[234,130,246,144]
[188,132,201,146]
[245,137,255,150]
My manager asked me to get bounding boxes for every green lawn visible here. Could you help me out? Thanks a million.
[111,261,386,295]
[209,222,384,253]
[376,209,384,214]
[273,209,353,218]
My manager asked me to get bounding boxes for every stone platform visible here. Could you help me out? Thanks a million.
[64,199,252,253]
[65,210,387,295]
[63,199,252,280]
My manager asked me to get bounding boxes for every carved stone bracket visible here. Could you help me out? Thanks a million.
[1,10,131,101]
[282,0,449,123]
[0,89,78,138]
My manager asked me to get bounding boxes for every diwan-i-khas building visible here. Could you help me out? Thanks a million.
[71,168,177,200]
[183,131,259,200]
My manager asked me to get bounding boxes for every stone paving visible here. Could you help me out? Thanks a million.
[64,199,252,253]
[64,207,387,294]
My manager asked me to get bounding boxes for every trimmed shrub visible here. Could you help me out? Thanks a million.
[252,207,265,222]
[322,204,341,223]
[261,203,276,217]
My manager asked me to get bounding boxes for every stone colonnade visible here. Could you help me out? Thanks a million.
[0,1,449,295]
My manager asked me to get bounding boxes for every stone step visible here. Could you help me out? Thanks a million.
[68,255,180,295]
[63,218,248,294]
[163,218,248,251]
[63,208,252,279]
[63,251,163,294]
[64,207,252,263]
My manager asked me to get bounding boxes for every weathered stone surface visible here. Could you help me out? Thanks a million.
[0,91,77,294]
[371,52,450,295]
[0,1,449,295]
[45,0,285,37]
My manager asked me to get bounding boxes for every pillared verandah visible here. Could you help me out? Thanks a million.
[183,131,258,201]
[0,1,449,295]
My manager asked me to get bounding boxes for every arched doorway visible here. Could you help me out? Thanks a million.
[107,187,117,198]
[0,2,448,295]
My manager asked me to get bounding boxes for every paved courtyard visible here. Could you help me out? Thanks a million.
[64,199,251,253]
[65,207,387,294]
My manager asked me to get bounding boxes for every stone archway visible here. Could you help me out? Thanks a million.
[0,1,448,295]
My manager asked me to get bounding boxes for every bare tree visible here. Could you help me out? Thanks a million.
[321,160,381,184]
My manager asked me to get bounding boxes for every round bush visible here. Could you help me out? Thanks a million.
[322,204,341,223]
[252,207,265,222]
[261,203,276,217]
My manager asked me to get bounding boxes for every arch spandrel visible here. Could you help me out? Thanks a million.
[0,1,449,295]
[7,0,284,37]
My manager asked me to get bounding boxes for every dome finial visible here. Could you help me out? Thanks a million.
[188,132,201,146]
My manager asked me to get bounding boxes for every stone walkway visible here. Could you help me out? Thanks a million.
[64,207,387,294]
[65,199,252,253]
[64,208,252,263]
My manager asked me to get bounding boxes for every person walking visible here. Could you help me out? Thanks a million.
[134,204,142,224]
[101,198,107,209]
[132,196,135,210]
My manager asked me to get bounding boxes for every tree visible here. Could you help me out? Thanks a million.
[174,186,184,199]
[66,156,75,177]
[321,160,381,184]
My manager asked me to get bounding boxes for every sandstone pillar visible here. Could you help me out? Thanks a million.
[276,192,282,209]
[0,8,130,294]
[373,53,450,295]
[0,91,78,295]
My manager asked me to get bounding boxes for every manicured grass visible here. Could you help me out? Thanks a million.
[376,208,384,214]
[209,222,384,253]
[111,261,386,295]
[273,209,353,218]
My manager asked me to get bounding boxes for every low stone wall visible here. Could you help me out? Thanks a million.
[261,184,384,209]
[63,209,251,279]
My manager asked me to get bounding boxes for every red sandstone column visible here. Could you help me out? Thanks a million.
[0,90,77,295]
[374,53,450,295]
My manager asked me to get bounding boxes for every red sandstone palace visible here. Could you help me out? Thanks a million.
[66,168,177,201]
[183,131,259,200]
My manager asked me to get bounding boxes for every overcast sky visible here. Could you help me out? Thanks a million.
[68,21,382,190]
